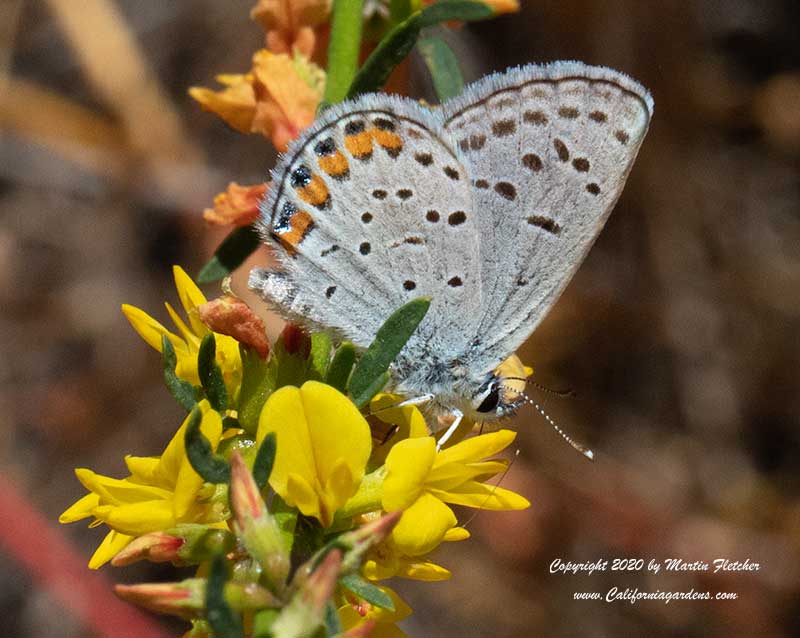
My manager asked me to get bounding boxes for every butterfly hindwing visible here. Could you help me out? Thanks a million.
[442,62,653,369]
[250,95,485,359]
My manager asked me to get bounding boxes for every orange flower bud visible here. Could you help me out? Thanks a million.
[198,295,270,359]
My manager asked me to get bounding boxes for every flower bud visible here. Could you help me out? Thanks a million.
[271,550,342,637]
[112,525,235,567]
[114,579,278,619]
[198,295,270,359]
[230,452,291,590]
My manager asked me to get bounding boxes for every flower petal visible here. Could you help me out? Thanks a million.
[189,76,256,133]
[59,492,100,523]
[202,182,268,227]
[95,500,175,536]
[165,301,201,347]
[172,265,208,337]
[286,471,322,521]
[443,526,470,542]
[174,406,223,519]
[396,558,451,582]
[300,381,370,488]
[433,429,517,467]
[391,492,456,556]
[257,385,318,501]
[428,482,530,511]
[382,437,436,511]
[89,530,134,569]
[259,382,370,526]
[426,460,508,490]
[124,456,160,484]
[121,304,186,355]
[75,469,171,505]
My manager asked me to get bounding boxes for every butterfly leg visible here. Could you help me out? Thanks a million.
[436,408,463,450]
[368,394,434,416]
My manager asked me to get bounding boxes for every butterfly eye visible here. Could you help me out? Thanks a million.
[475,385,501,414]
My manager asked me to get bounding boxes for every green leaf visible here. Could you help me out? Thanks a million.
[352,371,390,408]
[197,225,261,284]
[323,0,365,105]
[185,406,231,483]
[347,1,493,97]
[324,601,342,635]
[309,332,332,379]
[161,335,197,411]
[347,12,422,98]
[418,0,495,27]
[198,333,228,411]
[237,345,277,436]
[418,36,464,101]
[324,342,356,393]
[253,432,276,490]
[349,298,430,407]
[339,573,395,611]
[206,554,244,638]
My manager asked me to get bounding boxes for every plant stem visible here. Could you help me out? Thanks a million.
[323,0,364,105]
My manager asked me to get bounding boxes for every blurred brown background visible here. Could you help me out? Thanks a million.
[2,1,799,637]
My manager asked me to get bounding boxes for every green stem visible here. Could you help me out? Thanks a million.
[323,0,364,105]
[337,467,386,520]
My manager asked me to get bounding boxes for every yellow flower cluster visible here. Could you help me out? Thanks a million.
[61,267,530,636]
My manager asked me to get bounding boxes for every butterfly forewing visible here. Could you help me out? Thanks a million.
[442,62,653,369]
[250,95,485,356]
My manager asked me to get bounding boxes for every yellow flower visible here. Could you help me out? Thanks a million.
[382,430,529,555]
[338,586,412,638]
[59,401,227,568]
[189,50,324,152]
[363,525,468,582]
[122,265,242,398]
[367,393,429,464]
[257,381,371,527]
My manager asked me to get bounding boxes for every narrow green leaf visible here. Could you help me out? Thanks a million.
[349,298,430,407]
[323,0,365,105]
[347,2,492,98]
[197,225,261,284]
[339,573,395,611]
[198,333,228,411]
[185,406,231,483]
[324,601,343,635]
[347,13,422,98]
[237,345,277,436]
[352,371,390,408]
[253,432,276,490]
[418,0,495,27]
[418,36,464,101]
[161,335,197,411]
[206,554,244,638]
[309,332,333,379]
[324,342,356,393]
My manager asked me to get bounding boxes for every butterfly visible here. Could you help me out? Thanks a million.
[249,61,653,445]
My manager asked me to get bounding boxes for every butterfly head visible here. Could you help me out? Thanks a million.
[469,353,530,420]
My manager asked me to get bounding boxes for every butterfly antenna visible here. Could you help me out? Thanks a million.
[502,376,575,398]
[461,449,519,530]
[502,385,594,460]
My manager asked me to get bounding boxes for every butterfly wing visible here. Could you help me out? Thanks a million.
[249,95,485,362]
[442,62,653,369]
